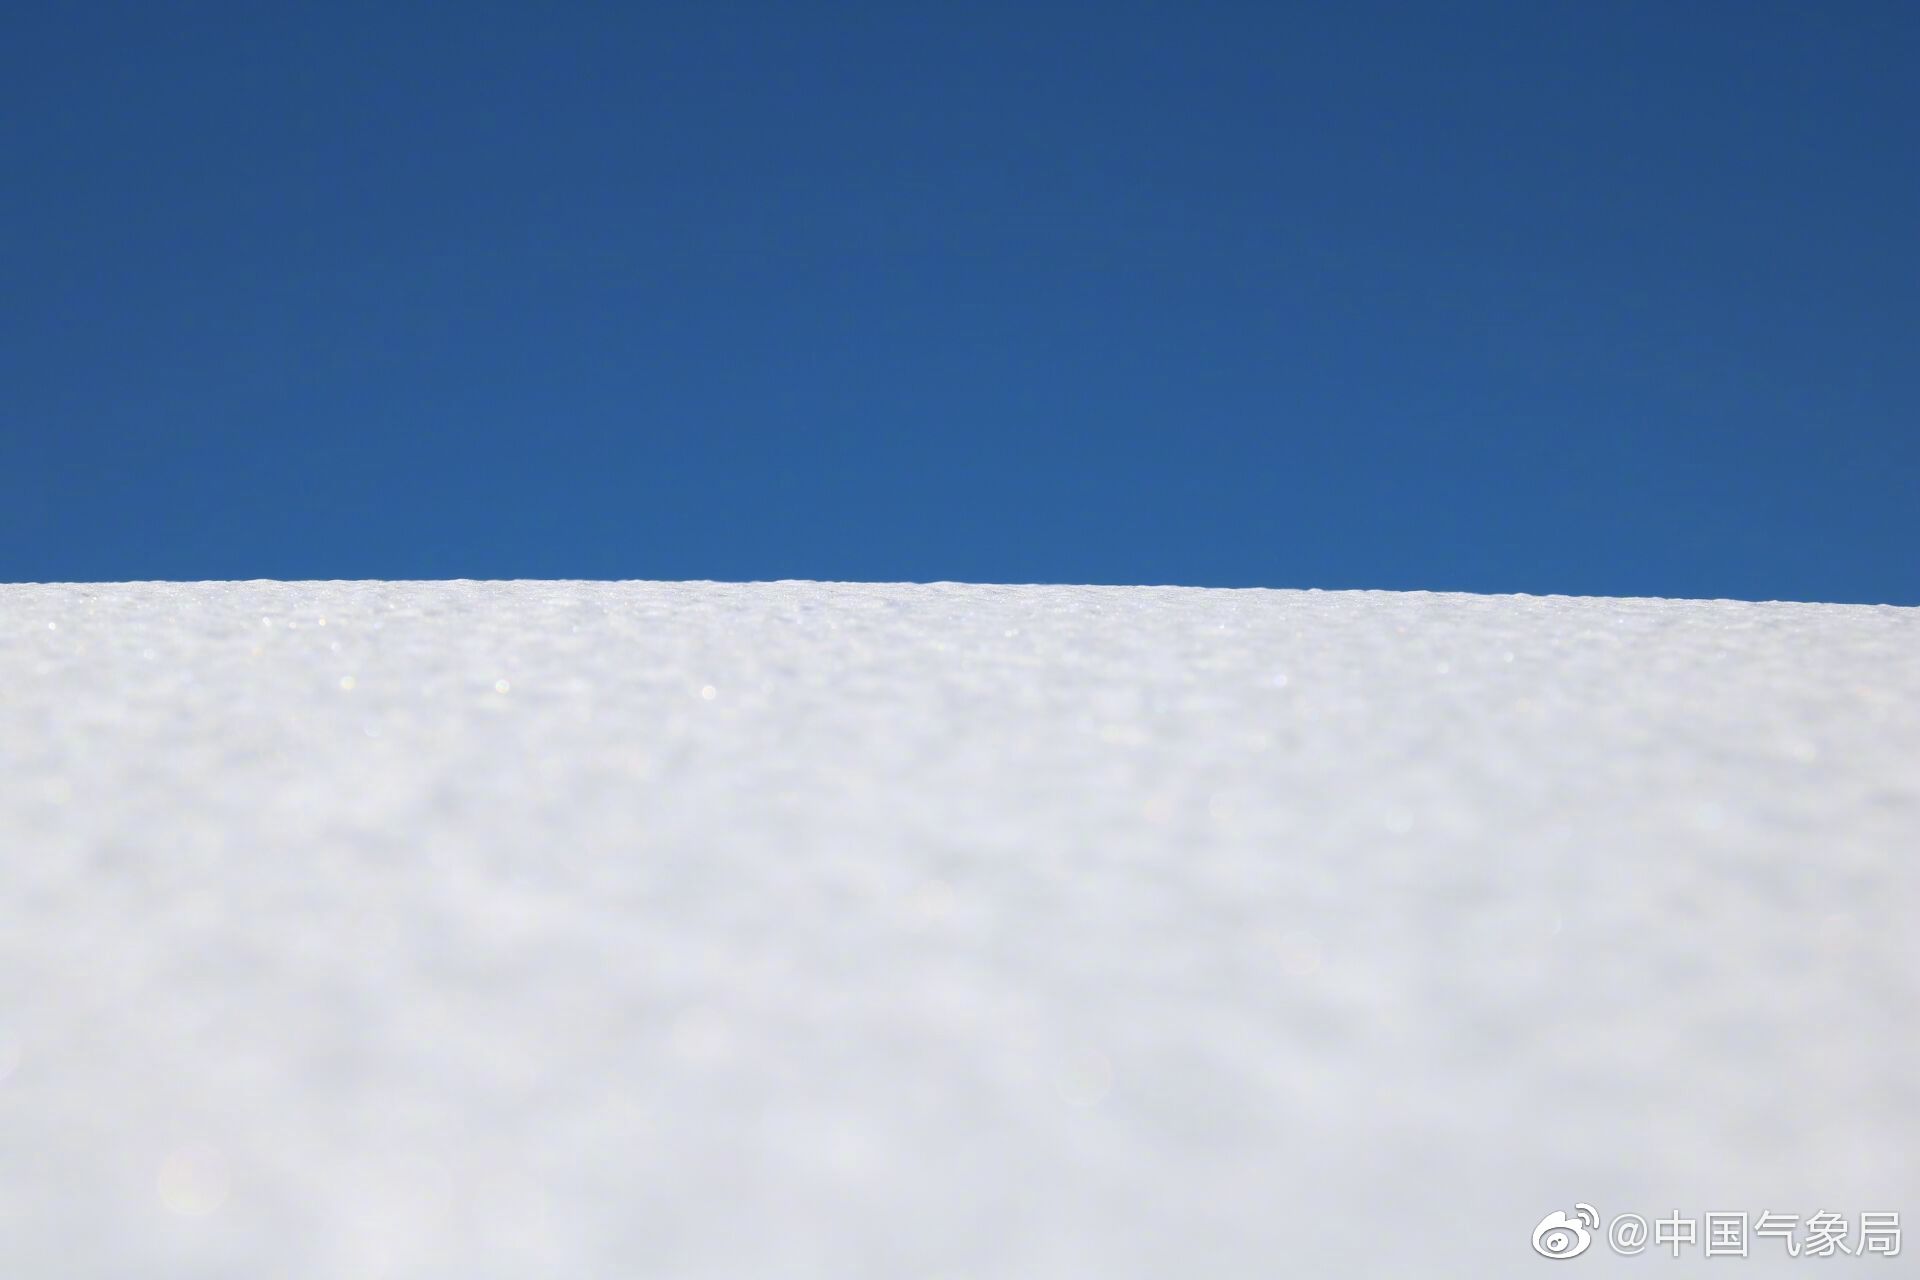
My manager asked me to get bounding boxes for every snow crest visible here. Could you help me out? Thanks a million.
[3,581,1916,1276]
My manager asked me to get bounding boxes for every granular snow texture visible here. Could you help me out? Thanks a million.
[1,580,1915,1277]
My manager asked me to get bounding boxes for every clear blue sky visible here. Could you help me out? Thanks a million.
[4,3,1915,601]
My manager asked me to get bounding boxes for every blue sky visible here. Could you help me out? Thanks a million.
[4,3,1915,601]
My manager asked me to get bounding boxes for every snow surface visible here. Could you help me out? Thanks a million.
[1,580,1916,1277]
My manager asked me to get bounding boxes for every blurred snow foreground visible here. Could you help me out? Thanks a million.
[1,580,1916,1278]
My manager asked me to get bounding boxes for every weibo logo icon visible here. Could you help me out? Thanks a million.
[1531,1204,1600,1259]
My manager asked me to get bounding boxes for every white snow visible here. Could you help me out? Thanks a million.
[1,580,1915,1276]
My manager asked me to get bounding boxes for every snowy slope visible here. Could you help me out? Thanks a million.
[2,580,1916,1277]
